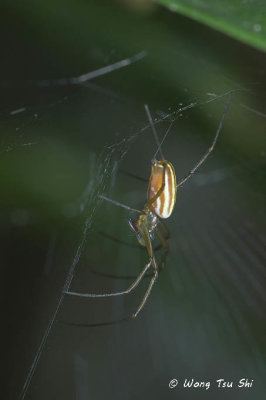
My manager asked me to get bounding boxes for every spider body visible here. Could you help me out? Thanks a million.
[147,159,177,219]
[130,159,176,247]
[65,94,232,321]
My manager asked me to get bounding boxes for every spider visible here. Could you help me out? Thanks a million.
[65,93,232,319]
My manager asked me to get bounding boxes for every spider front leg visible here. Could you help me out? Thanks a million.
[177,92,232,188]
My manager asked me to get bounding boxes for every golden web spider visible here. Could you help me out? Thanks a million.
[65,93,232,319]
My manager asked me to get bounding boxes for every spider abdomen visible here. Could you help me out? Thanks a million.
[147,160,177,219]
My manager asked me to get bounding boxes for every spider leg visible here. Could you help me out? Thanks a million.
[131,224,159,318]
[97,229,162,252]
[146,160,168,207]
[90,268,153,281]
[132,268,158,318]
[64,259,151,298]
[131,219,171,317]
[177,92,232,188]
[99,195,142,214]
[96,230,141,249]
[90,229,162,281]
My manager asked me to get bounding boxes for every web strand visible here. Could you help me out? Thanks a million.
[144,104,165,160]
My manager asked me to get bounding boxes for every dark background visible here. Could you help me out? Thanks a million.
[1,1,265,399]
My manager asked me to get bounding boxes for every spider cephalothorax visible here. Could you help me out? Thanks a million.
[129,209,158,246]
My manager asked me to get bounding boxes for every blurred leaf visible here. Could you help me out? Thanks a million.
[156,0,266,51]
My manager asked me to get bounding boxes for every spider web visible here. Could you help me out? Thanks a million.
[1,49,265,400]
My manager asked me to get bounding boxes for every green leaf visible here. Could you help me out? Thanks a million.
[156,0,266,52]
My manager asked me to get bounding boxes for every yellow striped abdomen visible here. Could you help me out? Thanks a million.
[147,160,177,219]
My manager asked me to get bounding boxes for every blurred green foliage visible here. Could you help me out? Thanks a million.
[156,0,266,51]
